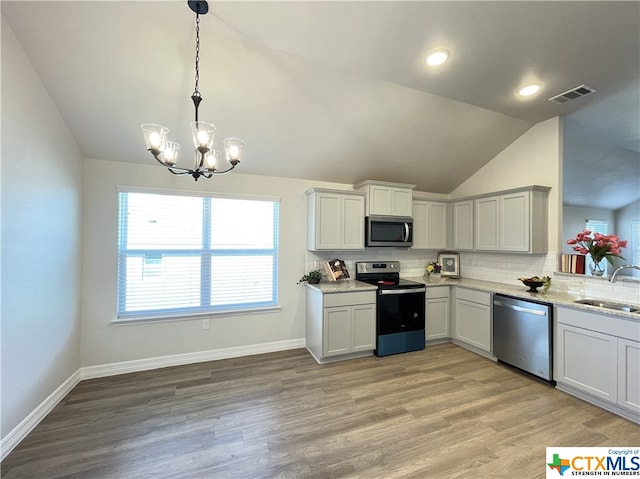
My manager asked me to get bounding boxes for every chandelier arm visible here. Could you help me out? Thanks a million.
[167,168,193,176]
[150,152,193,175]
[210,164,236,175]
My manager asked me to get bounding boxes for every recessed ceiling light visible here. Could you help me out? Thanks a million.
[518,84,542,97]
[426,49,450,66]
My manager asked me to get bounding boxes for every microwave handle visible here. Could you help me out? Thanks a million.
[403,223,409,242]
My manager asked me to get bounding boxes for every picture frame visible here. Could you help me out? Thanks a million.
[438,252,460,278]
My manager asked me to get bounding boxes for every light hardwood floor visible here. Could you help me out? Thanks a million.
[2,343,639,478]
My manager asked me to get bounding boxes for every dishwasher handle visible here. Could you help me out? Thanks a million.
[493,299,547,316]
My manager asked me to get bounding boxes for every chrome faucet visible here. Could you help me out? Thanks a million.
[609,264,640,282]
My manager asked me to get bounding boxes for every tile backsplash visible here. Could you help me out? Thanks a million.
[306,250,640,304]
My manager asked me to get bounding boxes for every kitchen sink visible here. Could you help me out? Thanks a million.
[574,299,640,313]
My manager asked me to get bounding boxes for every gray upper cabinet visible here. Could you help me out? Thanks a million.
[412,199,448,250]
[306,188,365,251]
[473,187,549,254]
[354,180,415,217]
[451,200,474,250]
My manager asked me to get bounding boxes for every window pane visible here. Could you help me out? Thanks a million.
[211,255,275,307]
[210,198,275,249]
[125,193,202,249]
[123,255,201,312]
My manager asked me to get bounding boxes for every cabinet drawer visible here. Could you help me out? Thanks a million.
[455,287,490,305]
[426,286,450,299]
[325,291,376,308]
[556,306,640,340]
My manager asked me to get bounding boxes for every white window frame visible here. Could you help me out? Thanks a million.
[115,186,280,323]
[632,220,640,278]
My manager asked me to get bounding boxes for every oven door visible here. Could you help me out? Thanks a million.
[377,288,426,335]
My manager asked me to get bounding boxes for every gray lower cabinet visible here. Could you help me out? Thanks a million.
[306,288,376,363]
[555,306,640,421]
[426,286,450,341]
[453,287,491,354]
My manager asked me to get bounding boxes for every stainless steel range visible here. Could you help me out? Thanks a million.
[355,261,426,356]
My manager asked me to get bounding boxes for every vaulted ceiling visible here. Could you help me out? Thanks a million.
[2,1,639,198]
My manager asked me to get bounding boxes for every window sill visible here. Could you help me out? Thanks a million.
[111,305,282,326]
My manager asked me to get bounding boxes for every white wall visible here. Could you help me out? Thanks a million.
[80,158,351,367]
[451,117,562,253]
[1,16,84,439]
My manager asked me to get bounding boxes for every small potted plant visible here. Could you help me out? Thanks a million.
[297,270,322,284]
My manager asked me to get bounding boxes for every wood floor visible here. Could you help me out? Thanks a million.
[2,343,639,479]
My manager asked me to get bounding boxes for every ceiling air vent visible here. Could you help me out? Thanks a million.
[548,84,596,104]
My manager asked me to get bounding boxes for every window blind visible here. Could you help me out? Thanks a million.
[117,190,279,319]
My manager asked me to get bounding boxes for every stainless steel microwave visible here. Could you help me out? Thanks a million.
[365,216,413,247]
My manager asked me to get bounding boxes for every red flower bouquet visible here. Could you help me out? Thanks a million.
[566,230,627,266]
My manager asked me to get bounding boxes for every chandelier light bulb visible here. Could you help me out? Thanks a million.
[149,132,162,148]
[162,141,180,166]
[197,130,210,146]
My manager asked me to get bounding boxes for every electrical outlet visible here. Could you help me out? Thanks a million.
[202,318,210,330]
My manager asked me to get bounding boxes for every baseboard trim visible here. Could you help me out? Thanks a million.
[1,370,81,461]
[555,383,640,425]
[1,339,305,461]
[79,338,306,380]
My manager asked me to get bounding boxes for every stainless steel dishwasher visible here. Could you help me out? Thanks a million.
[492,294,554,383]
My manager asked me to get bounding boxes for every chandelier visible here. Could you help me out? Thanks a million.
[141,0,245,181]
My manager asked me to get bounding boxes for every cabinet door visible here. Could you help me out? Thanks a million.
[351,304,376,352]
[426,297,450,340]
[452,201,473,250]
[618,338,640,413]
[342,195,365,249]
[454,299,491,351]
[314,193,341,250]
[475,196,499,250]
[393,188,413,216]
[369,186,393,215]
[500,192,529,251]
[324,307,351,356]
[556,323,617,402]
[411,201,428,249]
[428,202,448,249]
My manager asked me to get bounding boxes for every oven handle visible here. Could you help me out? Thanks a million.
[379,288,426,295]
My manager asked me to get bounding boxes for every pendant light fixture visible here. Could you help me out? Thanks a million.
[141,0,245,181]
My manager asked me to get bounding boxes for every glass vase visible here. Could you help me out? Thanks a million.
[590,259,605,277]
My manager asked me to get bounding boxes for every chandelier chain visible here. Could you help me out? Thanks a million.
[193,13,201,98]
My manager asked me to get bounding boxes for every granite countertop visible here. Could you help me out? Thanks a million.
[305,279,378,293]
[305,275,639,321]
[405,275,640,321]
